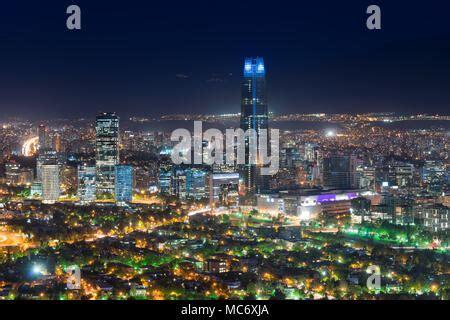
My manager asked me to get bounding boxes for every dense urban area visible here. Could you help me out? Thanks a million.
[0,58,448,300]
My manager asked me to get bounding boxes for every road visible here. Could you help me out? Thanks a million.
[0,231,25,247]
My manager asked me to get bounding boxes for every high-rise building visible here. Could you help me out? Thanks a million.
[414,204,449,233]
[304,143,319,162]
[134,167,155,192]
[240,57,269,196]
[115,165,133,203]
[281,147,301,168]
[95,112,119,199]
[5,163,32,186]
[169,166,208,200]
[186,168,208,200]
[60,165,77,195]
[5,163,21,182]
[77,164,96,204]
[38,124,49,150]
[358,166,376,190]
[209,173,240,208]
[36,149,59,182]
[393,163,414,187]
[41,164,60,204]
[171,166,187,199]
[158,159,172,194]
[323,155,358,189]
[422,160,446,184]
[53,133,62,153]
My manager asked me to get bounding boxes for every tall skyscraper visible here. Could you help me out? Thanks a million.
[240,57,269,196]
[185,168,207,200]
[36,149,59,182]
[95,113,119,199]
[158,157,172,194]
[323,155,358,189]
[169,166,208,200]
[41,164,60,204]
[53,133,62,153]
[115,165,133,203]
[77,163,96,204]
[209,173,240,208]
[38,124,49,150]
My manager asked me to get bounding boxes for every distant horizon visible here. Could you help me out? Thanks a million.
[1,110,450,122]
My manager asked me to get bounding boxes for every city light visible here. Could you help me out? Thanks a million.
[22,136,39,156]
[32,264,44,275]
[0,10,448,304]
[325,130,335,137]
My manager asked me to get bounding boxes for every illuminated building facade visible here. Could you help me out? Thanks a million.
[323,155,358,189]
[414,204,449,233]
[158,159,172,194]
[115,164,133,203]
[5,163,33,186]
[393,163,414,187]
[209,173,240,208]
[77,164,96,204]
[304,143,317,162]
[240,57,269,196]
[36,150,59,182]
[186,168,207,200]
[203,258,229,273]
[422,160,446,184]
[171,166,187,199]
[257,195,285,215]
[38,124,49,150]
[95,113,119,199]
[30,181,43,198]
[41,164,60,204]
[169,167,208,200]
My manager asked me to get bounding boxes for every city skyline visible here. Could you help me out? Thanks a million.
[1,103,448,301]
[0,0,449,305]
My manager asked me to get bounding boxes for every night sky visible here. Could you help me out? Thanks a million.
[0,0,450,119]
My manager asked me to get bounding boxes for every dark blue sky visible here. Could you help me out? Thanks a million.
[0,0,449,119]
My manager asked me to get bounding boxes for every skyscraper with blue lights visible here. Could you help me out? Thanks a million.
[240,57,269,196]
[115,165,133,203]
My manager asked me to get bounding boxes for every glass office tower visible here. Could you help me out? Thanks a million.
[95,112,119,199]
[115,165,133,203]
[38,124,49,150]
[41,164,60,204]
[240,57,269,196]
[323,155,358,189]
[77,163,96,204]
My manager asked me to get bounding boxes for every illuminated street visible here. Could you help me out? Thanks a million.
[0,230,26,247]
